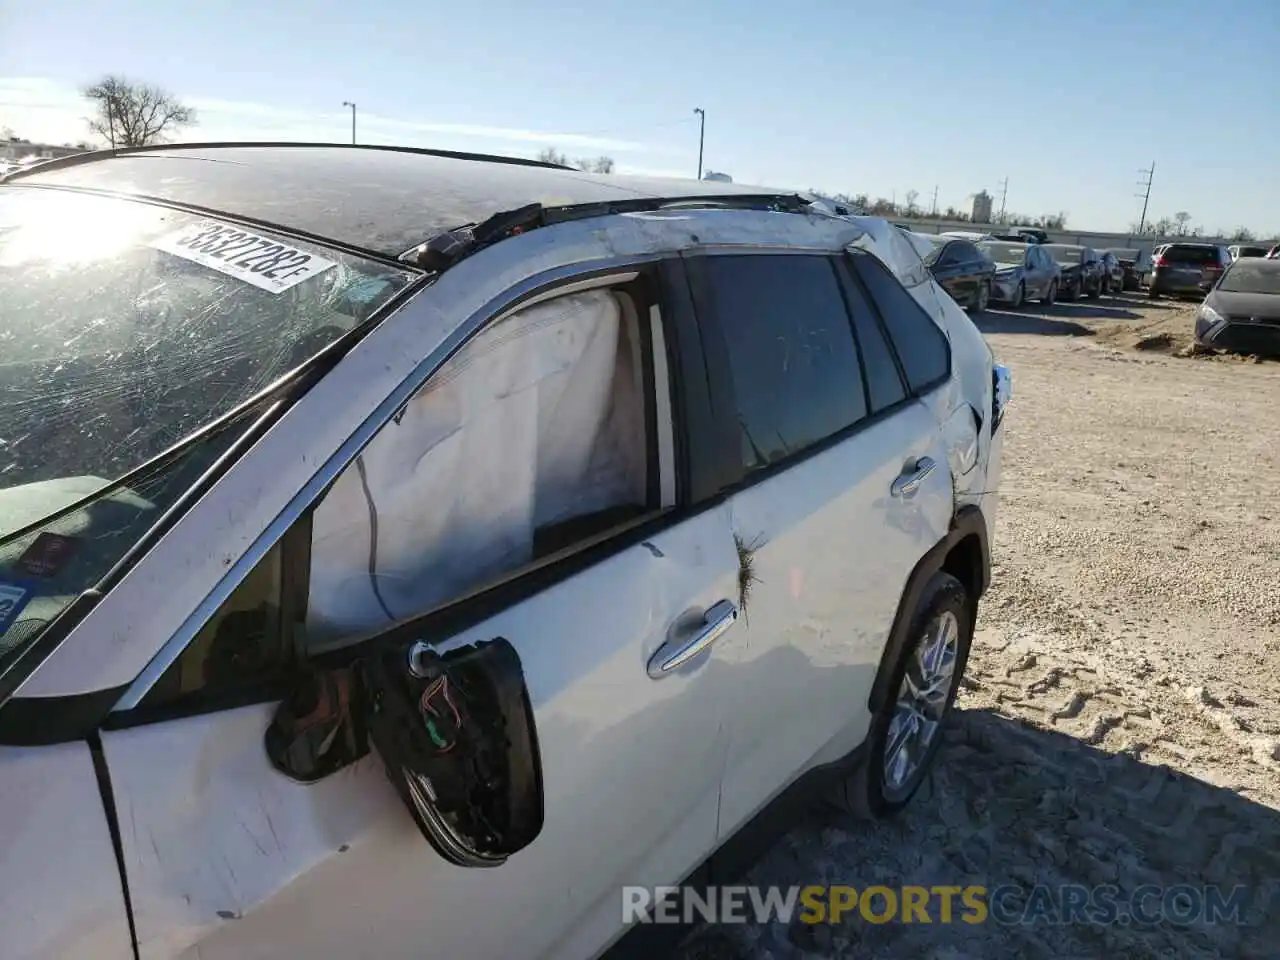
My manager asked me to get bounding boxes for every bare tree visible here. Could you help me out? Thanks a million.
[904,189,920,216]
[1,127,15,141]
[571,155,615,173]
[1173,211,1192,236]
[82,76,196,148]
[536,147,570,166]
[1229,226,1257,242]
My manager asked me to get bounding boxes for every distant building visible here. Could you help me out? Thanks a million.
[971,190,993,224]
[1,139,89,163]
[702,171,733,183]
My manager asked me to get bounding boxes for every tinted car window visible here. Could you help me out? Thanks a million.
[949,241,980,265]
[702,255,868,472]
[834,261,908,413]
[1164,245,1220,264]
[850,254,950,394]
[933,243,960,267]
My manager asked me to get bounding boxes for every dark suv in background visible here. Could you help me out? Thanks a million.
[1148,242,1230,298]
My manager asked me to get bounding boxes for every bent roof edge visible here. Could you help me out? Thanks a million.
[7,142,796,256]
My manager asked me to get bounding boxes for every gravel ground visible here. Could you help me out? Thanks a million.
[674,294,1280,960]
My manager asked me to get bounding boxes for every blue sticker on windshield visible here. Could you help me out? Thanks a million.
[0,581,33,633]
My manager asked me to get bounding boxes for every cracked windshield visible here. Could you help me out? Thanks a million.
[0,188,412,661]
[1,3,1277,960]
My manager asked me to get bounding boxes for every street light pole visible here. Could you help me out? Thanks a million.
[692,107,705,180]
[342,101,357,145]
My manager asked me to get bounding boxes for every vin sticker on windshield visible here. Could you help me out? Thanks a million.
[152,220,338,294]
[0,581,33,633]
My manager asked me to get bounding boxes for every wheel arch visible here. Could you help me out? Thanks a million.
[868,505,990,714]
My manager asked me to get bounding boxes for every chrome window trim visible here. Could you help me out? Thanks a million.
[111,256,666,710]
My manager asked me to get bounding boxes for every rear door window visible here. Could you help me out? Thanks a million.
[849,253,951,395]
[833,260,908,414]
[693,254,868,474]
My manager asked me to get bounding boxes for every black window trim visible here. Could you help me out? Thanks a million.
[830,255,912,418]
[5,255,718,741]
[844,248,953,398]
[682,249,932,501]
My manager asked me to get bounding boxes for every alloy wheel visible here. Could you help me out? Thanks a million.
[882,610,960,801]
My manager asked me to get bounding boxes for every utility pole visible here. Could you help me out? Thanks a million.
[997,177,1009,222]
[692,107,705,180]
[342,101,357,145]
[931,184,939,216]
[1136,161,1155,234]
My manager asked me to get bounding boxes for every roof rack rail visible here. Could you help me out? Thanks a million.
[0,140,575,181]
[401,193,815,271]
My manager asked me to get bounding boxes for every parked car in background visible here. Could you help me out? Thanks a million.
[1099,252,1125,294]
[1194,256,1280,357]
[1265,243,1280,259]
[1101,248,1146,291]
[939,230,995,242]
[1227,243,1270,261]
[911,233,998,312]
[1041,244,1105,300]
[1148,242,1230,299]
[0,143,1009,960]
[976,239,1060,307]
[1009,226,1049,244]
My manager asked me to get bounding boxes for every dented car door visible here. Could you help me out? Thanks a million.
[91,268,742,960]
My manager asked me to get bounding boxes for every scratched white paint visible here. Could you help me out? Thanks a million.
[99,504,740,960]
[4,205,1005,960]
[715,399,953,835]
[0,742,133,960]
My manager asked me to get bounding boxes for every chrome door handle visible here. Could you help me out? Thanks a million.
[647,599,738,679]
[891,456,937,498]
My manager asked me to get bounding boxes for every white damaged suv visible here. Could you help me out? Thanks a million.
[0,144,1010,960]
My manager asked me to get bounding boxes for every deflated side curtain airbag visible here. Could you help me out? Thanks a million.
[306,289,639,646]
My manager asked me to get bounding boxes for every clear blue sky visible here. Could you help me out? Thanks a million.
[1,0,1276,233]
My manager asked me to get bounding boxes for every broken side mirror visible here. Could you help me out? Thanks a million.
[265,636,545,868]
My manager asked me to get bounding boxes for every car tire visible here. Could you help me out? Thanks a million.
[829,572,973,820]
[1041,280,1057,306]
[1085,279,1099,299]
[1010,281,1025,309]
[1147,285,1160,299]
[973,282,990,313]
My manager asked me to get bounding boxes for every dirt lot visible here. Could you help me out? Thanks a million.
[676,294,1280,959]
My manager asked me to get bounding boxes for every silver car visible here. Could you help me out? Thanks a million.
[976,240,1061,308]
[0,144,1008,960]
